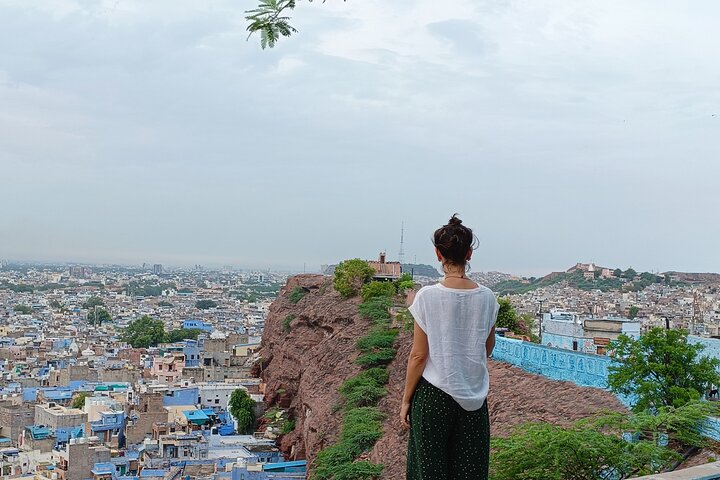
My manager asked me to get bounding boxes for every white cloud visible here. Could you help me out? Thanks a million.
[0,0,718,273]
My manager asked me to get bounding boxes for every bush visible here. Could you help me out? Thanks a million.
[395,272,415,292]
[356,328,399,351]
[356,328,398,366]
[490,402,718,480]
[312,407,385,480]
[339,368,389,408]
[361,281,396,301]
[282,314,295,332]
[288,287,307,304]
[358,297,393,325]
[281,419,296,435]
[324,461,384,480]
[333,259,375,298]
[491,420,678,480]
[355,348,397,367]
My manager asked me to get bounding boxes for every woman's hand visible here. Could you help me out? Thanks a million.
[400,400,411,429]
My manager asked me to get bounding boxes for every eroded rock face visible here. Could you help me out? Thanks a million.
[256,274,367,462]
[258,275,627,479]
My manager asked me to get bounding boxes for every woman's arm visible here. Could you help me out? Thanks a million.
[486,325,496,357]
[400,322,429,428]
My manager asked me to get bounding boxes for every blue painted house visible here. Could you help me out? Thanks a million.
[183,320,213,332]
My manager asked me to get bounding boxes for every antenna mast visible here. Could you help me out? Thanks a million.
[398,221,405,265]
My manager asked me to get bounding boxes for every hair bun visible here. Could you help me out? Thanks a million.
[448,214,462,226]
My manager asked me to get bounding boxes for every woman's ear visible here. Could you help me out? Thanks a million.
[466,248,473,261]
[435,247,443,262]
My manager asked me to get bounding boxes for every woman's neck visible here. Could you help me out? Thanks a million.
[443,267,466,278]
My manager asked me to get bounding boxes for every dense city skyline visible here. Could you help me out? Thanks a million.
[1,1,719,275]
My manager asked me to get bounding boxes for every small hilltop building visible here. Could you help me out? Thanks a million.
[367,252,402,281]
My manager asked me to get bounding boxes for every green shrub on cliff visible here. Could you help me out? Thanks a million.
[282,314,295,332]
[358,297,393,325]
[288,287,307,304]
[355,348,397,367]
[394,272,415,292]
[356,328,399,351]
[361,281,395,301]
[312,407,385,480]
[355,328,399,367]
[312,275,395,479]
[333,259,375,298]
[339,367,389,408]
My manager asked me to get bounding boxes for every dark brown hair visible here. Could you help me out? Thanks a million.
[433,214,478,269]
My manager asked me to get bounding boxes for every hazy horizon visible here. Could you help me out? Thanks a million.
[2,254,714,279]
[1,1,718,276]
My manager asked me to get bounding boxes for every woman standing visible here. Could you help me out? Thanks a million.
[401,215,499,480]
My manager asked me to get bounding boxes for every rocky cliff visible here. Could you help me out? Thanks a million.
[255,274,626,479]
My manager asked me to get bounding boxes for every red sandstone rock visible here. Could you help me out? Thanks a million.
[258,275,627,479]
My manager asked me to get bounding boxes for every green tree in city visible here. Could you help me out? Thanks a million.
[229,388,256,434]
[82,296,104,309]
[333,259,375,298]
[613,268,623,277]
[88,308,112,325]
[195,299,218,310]
[164,328,203,343]
[623,267,637,279]
[71,392,90,409]
[496,297,518,331]
[628,305,640,319]
[13,304,33,315]
[608,327,720,411]
[120,316,166,348]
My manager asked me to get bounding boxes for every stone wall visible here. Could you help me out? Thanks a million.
[0,403,34,445]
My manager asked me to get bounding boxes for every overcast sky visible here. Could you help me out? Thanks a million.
[1,0,718,275]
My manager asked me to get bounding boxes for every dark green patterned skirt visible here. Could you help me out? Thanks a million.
[406,377,490,480]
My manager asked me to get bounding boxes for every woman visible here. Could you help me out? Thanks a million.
[401,214,498,480]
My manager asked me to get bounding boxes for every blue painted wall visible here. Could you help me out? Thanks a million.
[492,335,720,436]
[492,336,639,406]
[163,387,199,406]
[689,336,720,368]
[493,336,611,389]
